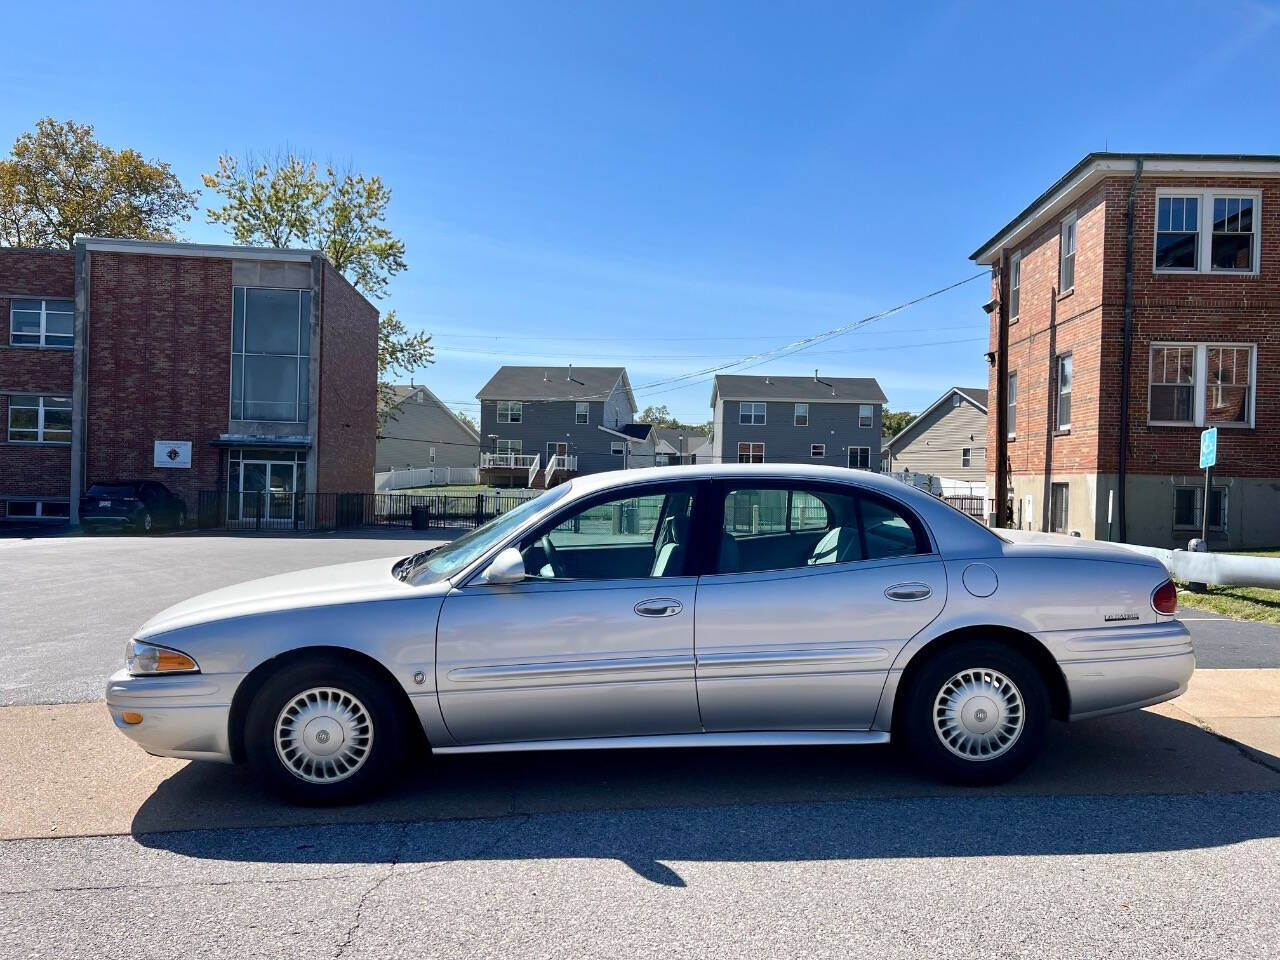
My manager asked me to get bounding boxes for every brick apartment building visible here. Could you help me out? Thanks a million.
[1,238,379,526]
[972,153,1280,550]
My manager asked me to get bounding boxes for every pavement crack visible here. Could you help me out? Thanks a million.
[0,870,369,898]
[1184,715,1280,777]
[334,821,410,959]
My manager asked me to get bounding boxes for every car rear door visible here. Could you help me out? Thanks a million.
[694,479,946,731]
[435,480,706,745]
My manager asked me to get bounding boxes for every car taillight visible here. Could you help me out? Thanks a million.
[1152,579,1178,615]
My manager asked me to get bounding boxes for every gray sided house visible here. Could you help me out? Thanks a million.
[883,386,988,484]
[653,427,709,465]
[710,374,887,469]
[477,366,642,486]
[376,384,480,471]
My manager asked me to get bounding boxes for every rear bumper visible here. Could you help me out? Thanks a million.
[1046,621,1196,721]
[105,668,238,763]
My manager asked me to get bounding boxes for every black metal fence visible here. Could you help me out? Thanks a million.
[198,490,541,532]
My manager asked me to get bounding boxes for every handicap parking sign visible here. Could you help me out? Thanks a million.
[1199,427,1218,469]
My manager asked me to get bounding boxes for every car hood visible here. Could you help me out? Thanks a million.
[998,528,1167,568]
[136,556,438,638]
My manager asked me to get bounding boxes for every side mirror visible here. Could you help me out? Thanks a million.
[478,546,527,585]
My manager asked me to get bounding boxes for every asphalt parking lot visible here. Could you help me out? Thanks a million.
[3,531,1280,958]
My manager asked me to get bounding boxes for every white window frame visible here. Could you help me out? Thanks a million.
[1148,342,1256,428]
[1008,252,1021,321]
[611,441,625,456]
[1056,353,1072,431]
[494,438,522,455]
[857,404,873,428]
[9,298,74,349]
[1059,212,1077,293]
[7,394,71,444]
[1173,485,1228,532]
[848,446,870,469]
[739,402,766,426]
[961,447,972,468]
[794,403,808,426]
[810,443,825,458]
[1007,371,1018,439]
[429,446,437,464]
[1154,187,1261,275]
[575,402,589,424]
[737,441,764,463]
[496,401,523,424]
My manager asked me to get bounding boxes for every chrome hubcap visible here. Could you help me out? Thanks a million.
[933,668,1024,761]
[274,687,373,783]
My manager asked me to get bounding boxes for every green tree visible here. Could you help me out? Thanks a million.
[638,404,706,431]
[882,409,917,438]
[0,118,197,249]
[203,151,423,423]
[454,410,479,433]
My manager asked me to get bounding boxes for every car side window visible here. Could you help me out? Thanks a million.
[717,485,928,574]
[520,487,695,580]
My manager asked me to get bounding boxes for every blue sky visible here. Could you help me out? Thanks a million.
[4,0,1279,425]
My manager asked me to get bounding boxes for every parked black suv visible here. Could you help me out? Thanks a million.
[80,481,187,533]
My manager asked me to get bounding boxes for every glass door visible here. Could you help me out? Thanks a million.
[267,462,296,524]
[236,458,296,525]
[240,461,268,522]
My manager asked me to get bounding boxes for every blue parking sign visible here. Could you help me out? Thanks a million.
[1199,427,1218,469]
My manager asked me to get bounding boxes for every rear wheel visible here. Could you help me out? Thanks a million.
[245,657,406,805]
[140,512,153,533]
[900,640,1048,786]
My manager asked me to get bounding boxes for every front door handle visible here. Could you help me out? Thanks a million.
[885,582,932,602]
[635,598,683,618]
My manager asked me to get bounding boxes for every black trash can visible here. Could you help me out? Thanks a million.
[411,505,431,530]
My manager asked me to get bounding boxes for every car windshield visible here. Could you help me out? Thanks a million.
[396,485,570,584]
[86,484,138,497]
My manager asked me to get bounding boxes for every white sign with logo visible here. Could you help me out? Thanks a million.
[154,440,192,469]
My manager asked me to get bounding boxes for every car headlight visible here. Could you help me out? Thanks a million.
[127,639,199,675]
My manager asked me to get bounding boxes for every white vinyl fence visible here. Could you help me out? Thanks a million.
[374,465,480,491]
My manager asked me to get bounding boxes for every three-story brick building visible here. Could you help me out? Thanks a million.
[972,152,1280,549]
[1,238,378,527]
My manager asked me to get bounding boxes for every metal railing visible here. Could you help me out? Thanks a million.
[198,489,541,532]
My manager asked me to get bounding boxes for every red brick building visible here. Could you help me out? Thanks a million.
[972,153,1280,549]
[1,238,378,526]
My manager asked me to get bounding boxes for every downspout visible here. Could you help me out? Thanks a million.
[1117,159,1143,541]
[994,256,1009,526]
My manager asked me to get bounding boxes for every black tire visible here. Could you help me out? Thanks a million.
[900,639,1049,786]
[244,656,407,805]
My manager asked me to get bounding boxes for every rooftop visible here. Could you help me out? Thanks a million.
[477,366,630,403]
[711,373,887,405]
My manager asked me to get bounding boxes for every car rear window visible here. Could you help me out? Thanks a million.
[86,484,137,497]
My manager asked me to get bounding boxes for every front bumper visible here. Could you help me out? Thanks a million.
[1048,620,1196,721]
[105,668,240,763]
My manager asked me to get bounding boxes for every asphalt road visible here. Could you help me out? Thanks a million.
[2,531,1278,704]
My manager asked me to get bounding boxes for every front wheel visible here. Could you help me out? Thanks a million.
[244,657,406,805]
[900,640,1049,786]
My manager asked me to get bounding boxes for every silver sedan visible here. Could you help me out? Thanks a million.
[106,465,1194,804]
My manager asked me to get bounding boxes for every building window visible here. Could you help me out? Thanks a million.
[952,393,962,407]
[231,287,311,423]
[1154,190,1260,274]
[9,298,73,348]
[1050,483,1069,533]
[737,442,764,463]
[1156,195,1199,270]
[5,499,69,519]
[1059,213,1076,292]
[1007,371,1018,439]
[1009,253,1020,321]
[575,402,589,424]
[739,402,766,425]
[848,446,870,469]
[497,401,522,423]
[495,439,522,454]
[961,447,972,468]
[8,395,71,444]
[794,403,809,426]
[810,443,825,458]
[611,441,625,456]
[429,447,437,464]
[858,404,873,428]
[1174,486,1227,531]
[1056,354,1072,430]
[1149,343,1254,427]
[655,454,669,466]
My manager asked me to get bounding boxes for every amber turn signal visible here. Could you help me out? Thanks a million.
[121,712,144,725]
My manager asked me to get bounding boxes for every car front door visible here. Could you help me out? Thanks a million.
[694,479,946,731]
[435,481,705,745]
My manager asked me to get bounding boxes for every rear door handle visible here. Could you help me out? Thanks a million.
[885,582,932,602]
[635,598,683,618]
